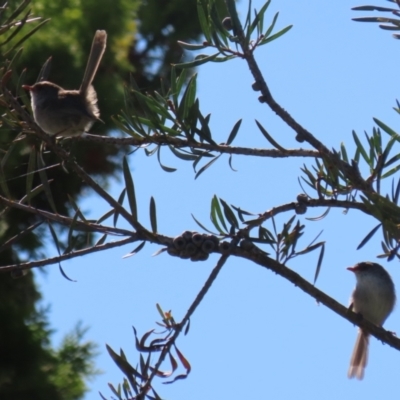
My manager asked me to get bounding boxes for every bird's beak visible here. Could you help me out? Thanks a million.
[347,266,356,272]
[22,85,33,91]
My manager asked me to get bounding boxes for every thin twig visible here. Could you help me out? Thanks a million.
[140,251,233,396]
[80,133,319,159]
[0,236,140,272]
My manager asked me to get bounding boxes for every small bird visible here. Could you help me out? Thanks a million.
[23,30,107,137]
[347,262,396,380]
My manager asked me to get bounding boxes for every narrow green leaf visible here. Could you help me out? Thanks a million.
[258,226,276,244]
[354,146,361,164]
[281,215,296,237]
[259,24,292,45]
[122,242,146,259]
[197,112,216,144]
[4,0,31,25]
[220,199,239,228]
[172,68,187,108]
[381,241,389,255]
[195,155,220,179]
[209,2,229,47]
[107,383,121,399]
[96,209,115,224]
[357,223,382,250]
[381,163,400,179]
[366,131,375,169]
[244,0,253,31]
[156,303,165,319]
[211,55,236,62]
[394,99,400,114]
[112,115,138,136]
[4,18,50,55]
[177,41,208,51]
[1,9,36,47]
[295,241,323,256]
[352,16,388,22]
[197,0,212,42]
[66,194,86,221]
[373,127,382,154]
[168,145,198,161]
[340,142,349,163]
[305,207,330,221]
[0,165,11,199]
[313,243,325,285]
[183,74,197,118]
[95,234,108,246]
[249,4,267,37]
[263,9,278,38]
[352,5,394,11]
[66,210,80,253]
[191,214,218,235]
[106,344,143,379]
[255,119,286,151]
[177,74,197,120]
[0,221,43,254]
[211,195,227,233]
[122,157,137,221]
[373,117,399,139]
[59,264,77,282]
[152,247,167,256]
[113,188,126,227]
[231,205,256,219]
[37,149,57,213]
[255,0,272,35]
[20,182,45,204]
[184,319,191,335]
[226,119,242,145]
[381,136,398,168]
[170,65,177,101]
[244,1,254,43]
[301,165,317,186]
[393,177,400,203]
[144,146,158,157]
[173,53,219,69]
[36,57,52,82]
[47,221,61,256]
[150,196,157,233]
[157,146,177,172]
[228,154,237,172]
[122,378,133,398]
[300,176,315,190]
[352,130,370,165]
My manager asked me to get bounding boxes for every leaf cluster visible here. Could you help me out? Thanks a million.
[101,305,191,400]
[353,1,400,39]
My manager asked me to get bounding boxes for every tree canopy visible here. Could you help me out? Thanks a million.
[0,0,213,397]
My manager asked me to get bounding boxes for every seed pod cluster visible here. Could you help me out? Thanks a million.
[222,17,233,31]
[295,193,309,215]
[168,231,220,262]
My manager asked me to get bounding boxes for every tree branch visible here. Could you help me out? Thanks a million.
[235,246,400,350]
[224,0,372,193]
[81,133,319,159]
[0,236,140,272]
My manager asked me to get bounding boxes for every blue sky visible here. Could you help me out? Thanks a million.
[35,1,400,399]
